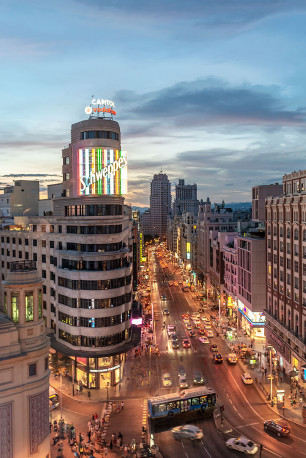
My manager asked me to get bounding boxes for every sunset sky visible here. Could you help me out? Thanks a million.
[1,0,306,206]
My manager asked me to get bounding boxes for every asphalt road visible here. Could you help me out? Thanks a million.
[150,252,306,458]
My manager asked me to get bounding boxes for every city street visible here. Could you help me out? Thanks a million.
[149,249,306,458]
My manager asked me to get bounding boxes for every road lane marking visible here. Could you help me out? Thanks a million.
[236,422,259,428]
[202,444,212,458]
[224,361,266,422]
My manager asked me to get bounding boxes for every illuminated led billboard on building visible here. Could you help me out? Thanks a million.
[78,148,127,195]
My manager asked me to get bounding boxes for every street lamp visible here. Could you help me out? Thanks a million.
[267,345,274,406]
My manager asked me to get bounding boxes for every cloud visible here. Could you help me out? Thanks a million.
[117,79,306,129]
[1,173,60,178]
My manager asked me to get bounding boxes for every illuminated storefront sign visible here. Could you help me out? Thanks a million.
[140,233,144,262]
[78,148,127,195]
[186,242,191,260]
[237,299,266,326]
[85,98,116,116]
[89,364,120,373]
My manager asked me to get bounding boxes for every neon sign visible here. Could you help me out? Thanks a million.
[85,99,116,116]
[78,148,127,195]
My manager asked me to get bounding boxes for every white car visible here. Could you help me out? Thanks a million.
[178,376,189,389]
[227,353,238,364]
[241,372,253,385]
[199,336,209,344]
[162,373,172,387]
[206,330,214,338]
[172,425,203,441]
[226,437,258,454]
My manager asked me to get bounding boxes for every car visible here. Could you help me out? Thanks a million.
[162,373,172,387]
[163,309,169,315]
[213,354,223,364]
[204,324,212,330]
[185,324,192,331]
[161,295,166,301]
[227,353,238,364]
[182,339,191,348]
[183,317,190,323]
[172,425,203,441]
[197,329,206,336]
[210,344,218,352]
[226,437,258,455]
[206,330,214,338]
[264,420,290,437]
[172,341,180,349]
[189,331,196,337]
[241,372,253,384]
[174,281,179,286]
[178,366,186,377]
[178,376,189,389]
[199,336,209,344]
[193,371,205,385]
[170,334,179,342]
[168,281,174,286]
[167,325,176,336]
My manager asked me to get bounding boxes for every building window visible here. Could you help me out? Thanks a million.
[11,293,19,323]
[50,241,54,249]
[33,253,37,261]
[33,239,37,246]
[29,363,37,377]
[25,291,34,322]
[41,240,46,248]
[25,239,28,246]
[42,255,46,263]
[38,290,42,318]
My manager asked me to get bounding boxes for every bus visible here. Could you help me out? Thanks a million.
[148,386,216,420]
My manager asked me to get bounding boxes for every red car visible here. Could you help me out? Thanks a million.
[182,339,191,348]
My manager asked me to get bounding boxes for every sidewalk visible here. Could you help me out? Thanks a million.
[207,306,306,426]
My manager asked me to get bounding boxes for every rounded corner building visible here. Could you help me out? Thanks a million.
[53,111,138,388]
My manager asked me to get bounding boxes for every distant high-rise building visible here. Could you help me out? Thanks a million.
[173,179,198,217]
[149,172,171,237]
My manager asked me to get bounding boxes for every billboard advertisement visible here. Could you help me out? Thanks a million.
[78,148,127,195]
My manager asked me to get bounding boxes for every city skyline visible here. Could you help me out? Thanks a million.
[1,1,306,206]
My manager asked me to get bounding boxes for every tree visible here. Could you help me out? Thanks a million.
[49,353,71,375]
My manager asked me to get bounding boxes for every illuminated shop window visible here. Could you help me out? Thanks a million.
[38,290,42,318]
[11,293,19,323]
[25,291,34,322]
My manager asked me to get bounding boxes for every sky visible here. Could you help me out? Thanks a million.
[1,0,306,207]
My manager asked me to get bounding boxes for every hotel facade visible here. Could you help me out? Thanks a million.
[0,110,139,389]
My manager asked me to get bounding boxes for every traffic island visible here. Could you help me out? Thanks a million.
[213,409,234,439]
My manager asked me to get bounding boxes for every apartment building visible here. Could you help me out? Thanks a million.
[265,170,306,381]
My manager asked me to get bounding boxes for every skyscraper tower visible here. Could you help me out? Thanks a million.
[173,179,199,217]
[150,172,171,237]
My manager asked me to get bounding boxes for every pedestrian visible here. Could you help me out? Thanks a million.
[264,368,267,376]
[300,397,303,407]
[121,401,124,410]
[94,412,98,420]
[109,439,113,451]
[87,430,91,442]
[87,420,91,431]
[104,445,108,457]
